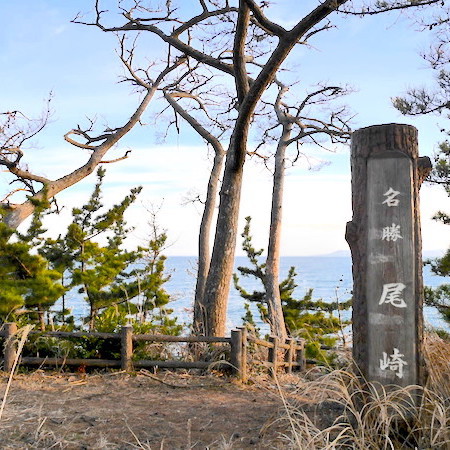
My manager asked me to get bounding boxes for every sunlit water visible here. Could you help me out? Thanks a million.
[59,256,450,336]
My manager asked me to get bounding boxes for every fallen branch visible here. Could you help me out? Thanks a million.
[138,369,205,388]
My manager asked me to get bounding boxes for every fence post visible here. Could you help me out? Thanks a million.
[296,338,306,372]
[231,329,244,381]
[238,326,248,383]
[268,335,279,377]
[285,338,294,374]
[4,322,18,373]
[121,325,133,371]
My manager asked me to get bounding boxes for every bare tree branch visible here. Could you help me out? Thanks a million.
[100,150,132,163]
[73,5,238,77]
[233,1,251,105]
[1,42,185,228]
[163,91,224,152]
[243,0,287,38]
[339,0,441,15]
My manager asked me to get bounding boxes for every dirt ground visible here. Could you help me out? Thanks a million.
[0,370,297,449]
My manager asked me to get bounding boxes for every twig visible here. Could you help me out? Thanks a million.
[138,369,207,388]
[125,421,148,449]
[0,325,34,421]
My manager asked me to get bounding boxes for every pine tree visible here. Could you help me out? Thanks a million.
[392,16,450,335]
[127,209,181,335]
[40,168,180,334]
[39,235,74,325]
[234,216,351,359]
[0,211,66,329]
[424,143,450,333]
[42,168,143,330]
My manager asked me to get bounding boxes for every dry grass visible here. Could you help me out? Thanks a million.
[0,325,33,420]
[272,333,450,449]
[1,331,449,448]
[424,332,450,398]
[0,370,284,449]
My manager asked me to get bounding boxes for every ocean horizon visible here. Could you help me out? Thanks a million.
[61,255,450,335]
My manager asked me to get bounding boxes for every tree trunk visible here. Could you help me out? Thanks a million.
[193,148,225,334]
[2,202,36,229]
[38,309,45,332]
[89,306,97,331]
[161,91,226,335]
[345,123,428,386]
[197,0,347,336]
[263,126,290,341]
[202,135,246,336]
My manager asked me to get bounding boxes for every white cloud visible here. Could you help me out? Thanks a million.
[11,143,448,257]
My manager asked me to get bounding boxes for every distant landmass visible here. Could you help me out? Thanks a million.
[319,250,351,257]
[317,249,446,258]
[422,250,447,258]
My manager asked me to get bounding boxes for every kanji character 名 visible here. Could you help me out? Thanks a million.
[382,187,401,207]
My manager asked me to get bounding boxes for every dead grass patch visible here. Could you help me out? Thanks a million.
[269,334,450,449]
[0,370,286,449]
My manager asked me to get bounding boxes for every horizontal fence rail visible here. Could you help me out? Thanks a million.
[0,324,306,380]
[230,328,306,382]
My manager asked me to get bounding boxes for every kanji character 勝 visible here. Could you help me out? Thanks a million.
[381,223,403,242]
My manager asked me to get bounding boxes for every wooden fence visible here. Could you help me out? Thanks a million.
[0,324,305,381]
[231,328,306,382]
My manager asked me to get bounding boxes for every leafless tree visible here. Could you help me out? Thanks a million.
[162,85,227,333]
[78,0,442,336]
[253,81,352,339]
[0,37,183,229]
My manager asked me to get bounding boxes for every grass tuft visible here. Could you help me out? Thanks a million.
[424,332,450,397]
[274,362,450,449]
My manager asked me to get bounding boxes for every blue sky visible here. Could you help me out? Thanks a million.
[0,1,448,256]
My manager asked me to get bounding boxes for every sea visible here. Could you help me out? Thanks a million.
[62,256,450,335]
